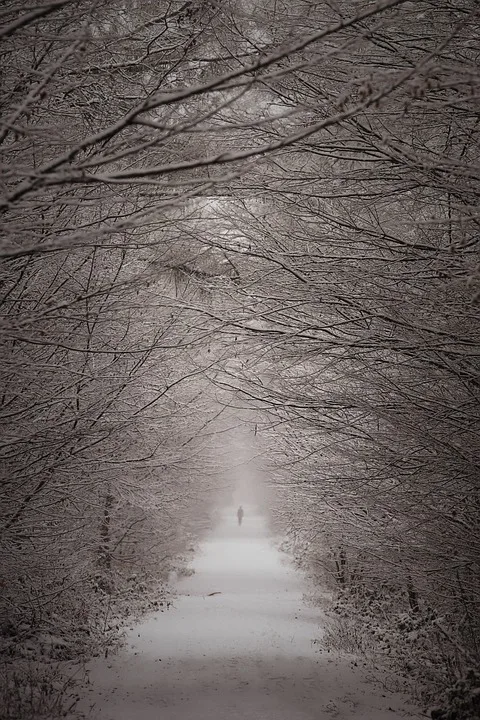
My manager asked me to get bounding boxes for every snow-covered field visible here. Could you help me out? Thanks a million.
[77,508,421,720]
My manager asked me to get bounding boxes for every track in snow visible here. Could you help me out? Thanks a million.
[78,507,421,720]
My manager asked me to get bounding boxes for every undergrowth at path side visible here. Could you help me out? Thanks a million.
[281,536,480,720]
[322,588,480,720]
[0,559,193,719]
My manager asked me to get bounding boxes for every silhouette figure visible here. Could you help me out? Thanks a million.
[237,505,244,526]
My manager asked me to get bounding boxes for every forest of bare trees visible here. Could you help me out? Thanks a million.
[1,1,479,718]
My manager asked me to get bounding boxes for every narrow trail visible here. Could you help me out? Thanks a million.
[79,507,421,720]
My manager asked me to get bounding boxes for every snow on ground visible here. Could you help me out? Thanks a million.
[77,507,421,720]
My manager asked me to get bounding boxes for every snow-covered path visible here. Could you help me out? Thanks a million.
[79,508,420,720]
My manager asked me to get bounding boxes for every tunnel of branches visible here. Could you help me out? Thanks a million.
[1,0,479,712]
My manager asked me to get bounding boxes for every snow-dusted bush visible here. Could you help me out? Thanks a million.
[431,670,480,720]
[323,580,479,719]
[0,660,84,720]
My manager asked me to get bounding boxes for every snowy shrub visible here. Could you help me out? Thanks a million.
[323,581,479,716]
[0,660,84,720]
[430,669,480,720]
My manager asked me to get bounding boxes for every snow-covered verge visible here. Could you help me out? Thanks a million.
[0,557,194,719]
[322,590,480,720]
[275,532,480,720]
[282,540,477,720]
[0,659,85,720]
[0,477,219,720]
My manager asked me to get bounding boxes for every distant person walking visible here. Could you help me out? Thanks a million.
[237,505,244,526]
